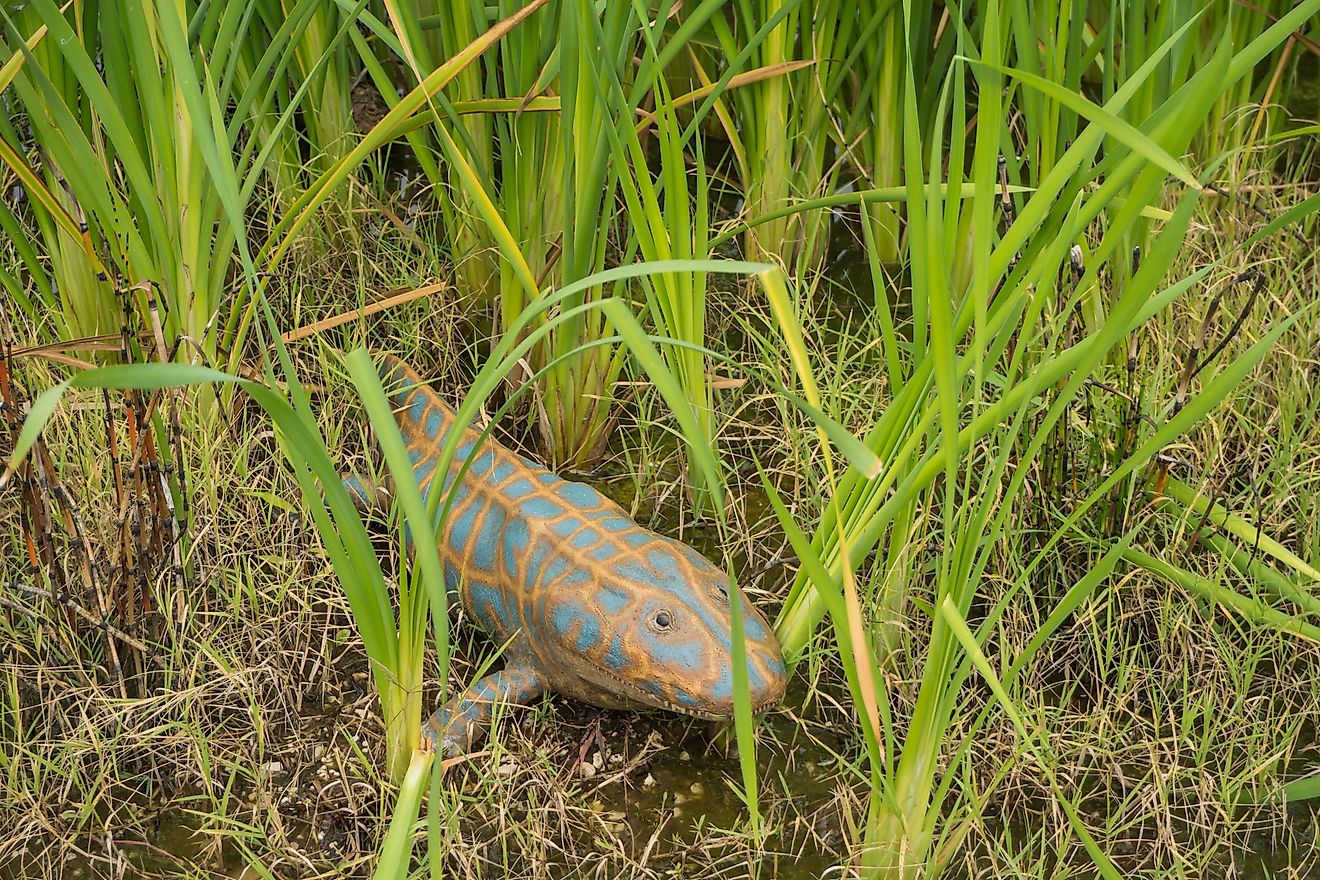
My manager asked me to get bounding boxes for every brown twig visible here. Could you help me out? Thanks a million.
[2,584,152,655]
[281,281,451,344]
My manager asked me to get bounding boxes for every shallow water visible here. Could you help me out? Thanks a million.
[7,461,848,878]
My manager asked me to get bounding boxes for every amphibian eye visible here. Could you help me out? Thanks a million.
[714,584,729,603]
[653,610,672,630]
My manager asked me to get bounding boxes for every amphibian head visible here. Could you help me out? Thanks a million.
[540,532,788,719]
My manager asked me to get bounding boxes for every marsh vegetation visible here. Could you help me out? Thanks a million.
[2,1,1320,877]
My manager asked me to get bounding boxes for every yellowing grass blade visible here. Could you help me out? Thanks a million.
[0,4,57,92]
[757,266,881,479]
[1162,477,1320,583]
[635,60,816,132]
[430,115,539,298]
[0,140,107,277]
[266,0,553,268]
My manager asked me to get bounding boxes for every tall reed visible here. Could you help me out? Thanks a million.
[604,38,717,509]
[372,1,751,473]
[717,0,846,270]
[0,0,356,358]
[769,2,1320,875]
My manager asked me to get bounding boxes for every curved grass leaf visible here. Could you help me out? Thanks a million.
[978,60,1200,186]
[1,380,69,481]
[346,348,453,744]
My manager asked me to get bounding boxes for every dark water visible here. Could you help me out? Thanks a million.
[1291,54,1319,126]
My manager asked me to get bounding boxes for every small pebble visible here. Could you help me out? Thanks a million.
[689,782,704,796]
[264,761,284,776]
[579,761,597,779]
[591,750,603,769]
[642,773,656,788]
[497,761,516,777]
[678,751,690,761]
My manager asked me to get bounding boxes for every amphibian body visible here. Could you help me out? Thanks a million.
[345,357,787,755]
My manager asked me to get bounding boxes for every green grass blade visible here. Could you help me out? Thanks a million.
[372,749,435,878]
[1162,477,1320,582]
[982,60,1200,186]
[346,348,452,713]
[1,380,69,479]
